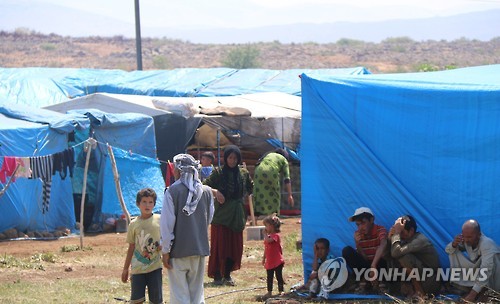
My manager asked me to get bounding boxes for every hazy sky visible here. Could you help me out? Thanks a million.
[36,0,500,29]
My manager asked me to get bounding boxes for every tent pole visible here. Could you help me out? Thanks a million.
[107,144,131,224]
[0,165,20,198]
[248,195,256,226]
[80,138,96,248]
[134,0,143,71]
[217,128,221,167]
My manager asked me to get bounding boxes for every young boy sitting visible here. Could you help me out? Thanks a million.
[299,238,335,296]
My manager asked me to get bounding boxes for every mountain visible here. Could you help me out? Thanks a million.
[146,10,500,43]
[0,1,135,37]
[1,0,498,43]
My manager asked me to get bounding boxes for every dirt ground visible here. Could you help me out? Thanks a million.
[0,217,304,295]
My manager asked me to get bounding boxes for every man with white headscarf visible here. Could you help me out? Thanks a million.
[160,153,214,304]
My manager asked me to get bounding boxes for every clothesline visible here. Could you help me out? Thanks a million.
[90,138,171,165]
[1,138,165,182]
[0,141,87,213]
[1,138,88,159]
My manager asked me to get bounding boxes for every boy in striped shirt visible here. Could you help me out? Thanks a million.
[342,207,388,293]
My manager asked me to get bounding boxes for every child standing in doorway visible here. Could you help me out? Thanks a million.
[261,214,285,299]
[121,188,163,304]
[200,151,215,181]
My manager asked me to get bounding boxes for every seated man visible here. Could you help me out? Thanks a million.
[342,207,387,292]
[445,219,500,302]
[388,215,441,298]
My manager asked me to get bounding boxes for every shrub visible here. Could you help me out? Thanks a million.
[336,38,365,47]
[415,63,440,72]
[40,43,56,51]
[152,55,169,69]
[382,36,414,44]
[222,45,260,69]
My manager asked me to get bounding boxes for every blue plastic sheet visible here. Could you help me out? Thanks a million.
[300,65,500,281]
[0,67,371,108]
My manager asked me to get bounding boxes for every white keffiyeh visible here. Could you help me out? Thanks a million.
[173,154,203,216]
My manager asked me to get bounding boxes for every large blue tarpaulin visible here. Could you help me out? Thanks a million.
[0,104,88,233]
[300,65,500,279]
[68,109,163,231]
[0,105,164,233]
[0,67,370,108]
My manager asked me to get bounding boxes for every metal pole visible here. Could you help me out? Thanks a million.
[217,128,221,167]
[134,0,143,70]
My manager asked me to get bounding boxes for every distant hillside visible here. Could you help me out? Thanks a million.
[145,10,500,44]
[0,31,498,73]
[0,0,499,43]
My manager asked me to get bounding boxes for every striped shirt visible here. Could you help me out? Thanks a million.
[358,224,387,262]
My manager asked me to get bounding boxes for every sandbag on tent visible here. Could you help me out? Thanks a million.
[300,64,500,280]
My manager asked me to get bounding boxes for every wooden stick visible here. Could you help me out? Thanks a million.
[80,138,95,248]
[107,144,131,224]
[0,164,20,198]
[248,194,256,226]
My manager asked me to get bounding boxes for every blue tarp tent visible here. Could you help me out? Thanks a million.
[0,104,165,234]
[300,64,500,279]
[0,67,370,108]
[68,109,164,231]
[0,104,88,233]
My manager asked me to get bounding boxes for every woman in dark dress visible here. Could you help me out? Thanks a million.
[203,145,253,286]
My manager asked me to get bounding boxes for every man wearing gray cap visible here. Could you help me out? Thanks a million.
[160,153,215,304]
[342,207,388,293]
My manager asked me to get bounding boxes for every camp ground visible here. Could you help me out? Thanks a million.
[0,104,164,235]
[1,66,367,237]
[1,65,500,302]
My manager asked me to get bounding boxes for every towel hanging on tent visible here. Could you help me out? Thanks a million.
[14,157,32,179]
[0,156,16,183]
[30,155,53,213]
[52,147,75,179]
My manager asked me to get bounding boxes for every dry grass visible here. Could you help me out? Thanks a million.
[1,218,494,303]
[1,31,499,72]
[0,218,306,303]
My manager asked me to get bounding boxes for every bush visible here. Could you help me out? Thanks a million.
[40,43,56,51]
[382,36,414,44]
[152,55,169,69]
[222,45,260,69]
[415,63,440,72]
[336,38,365,47]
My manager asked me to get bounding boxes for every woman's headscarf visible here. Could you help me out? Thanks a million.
[255,147,289,166]
[173,153,203,216]
[223,145,242,166]
[220,145,242,200]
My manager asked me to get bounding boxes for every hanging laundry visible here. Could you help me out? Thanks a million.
[30,155,53,213]
[0,156,16,183]
[165,161,176,187]
[14,157,32,178]
[52,147,75,179]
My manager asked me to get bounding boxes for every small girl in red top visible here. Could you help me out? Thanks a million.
[262,214,285,298]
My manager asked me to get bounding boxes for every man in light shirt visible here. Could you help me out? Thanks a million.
[160,154,214,304]
[445,219,500,302]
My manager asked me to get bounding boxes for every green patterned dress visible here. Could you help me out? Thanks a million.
[253,152,290,215]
